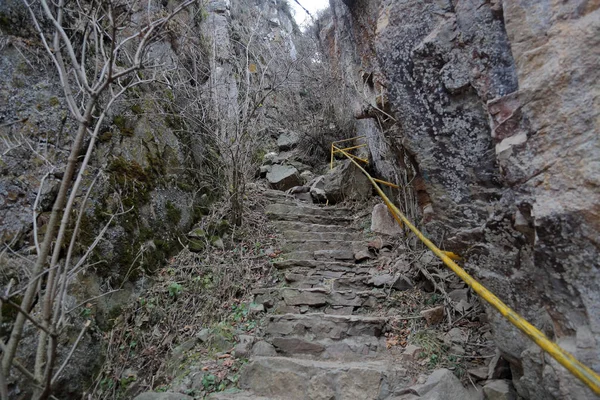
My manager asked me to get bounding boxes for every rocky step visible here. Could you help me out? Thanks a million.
[267,335,386,361]
[266,203,352,217]
[280,230,361,242]
[272,220,357,233]
[253,287,387,314]
[281,249,357,262]
[265,313,388,340]
[209,392,273,400]
[272,259,371,271]
[266,204,353,225]
[238,356,409,399]
[263,313,389,360]
[281,240,363,253]
[262,189,295,200]
[284,272,386,291]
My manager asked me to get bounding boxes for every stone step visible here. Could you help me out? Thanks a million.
[239,356,409,399]
[272,221,355,233]
[253,287,387,314]
[267,335,386,360]
[265,313,388,340]
[266,204,353,225]
[280,230,361,241]
[281,240,363,253]
[284,273,379,291]
[263,189,295,199]
[282,249,356,261]
[267,203,352,217]
[273,259,362,271]
[209,392,273,400]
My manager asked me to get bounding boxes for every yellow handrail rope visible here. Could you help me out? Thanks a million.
[333,144,367,152]
[332,145,600,395]
[373,178,400,189]
[332,135,366,145]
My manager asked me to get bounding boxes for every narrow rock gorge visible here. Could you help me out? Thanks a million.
[0,0,598,399]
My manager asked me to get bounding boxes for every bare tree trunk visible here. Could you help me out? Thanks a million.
[2,102,93,375]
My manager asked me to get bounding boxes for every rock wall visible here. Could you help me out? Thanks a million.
[323,0,600,398]
[0,0,302,395]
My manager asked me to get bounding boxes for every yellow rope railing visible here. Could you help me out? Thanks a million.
[331,141,600,395]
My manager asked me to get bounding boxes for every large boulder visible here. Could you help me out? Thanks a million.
[323,160,371,204]
[266,164,301,191]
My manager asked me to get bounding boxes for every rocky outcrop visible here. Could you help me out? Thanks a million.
[323,0,600,398]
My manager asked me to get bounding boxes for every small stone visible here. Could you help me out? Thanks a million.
[367,237,383,250]
[310,176,327,203]
[420,305,445,325]
[449,344,465,355]
[6,191,19,202]
[263,152,278,165]
[454,299,472,313]
[448,288,469,303]
[252,340,277,357]
[401,344,423,360]
[445,327,468,343]
[483,379,517,400]
[249,303,264,314]
[233,335,254,358]
[468,367,488,381]
[355,250,373,262]
[197,328,211,343]
[392,275,413,291]
[368,273,395,287]
[300,170,315,184]
[259,165,272,178]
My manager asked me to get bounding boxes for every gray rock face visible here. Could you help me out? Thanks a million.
[325,1,600,398]
[266,164,301,191]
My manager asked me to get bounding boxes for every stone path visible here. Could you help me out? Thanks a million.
[210,190,482,400]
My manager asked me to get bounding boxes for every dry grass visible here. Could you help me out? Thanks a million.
[87,184,277,399]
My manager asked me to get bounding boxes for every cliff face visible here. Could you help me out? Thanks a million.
[323,0,600,398]
[0,0,300,395]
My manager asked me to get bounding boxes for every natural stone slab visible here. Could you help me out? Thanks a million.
[266,313,387,340]
[271,337,326,355]
[239,356,409,399]
[371,204,402,236]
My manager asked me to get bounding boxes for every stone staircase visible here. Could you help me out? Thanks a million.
[211,190,415,399]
